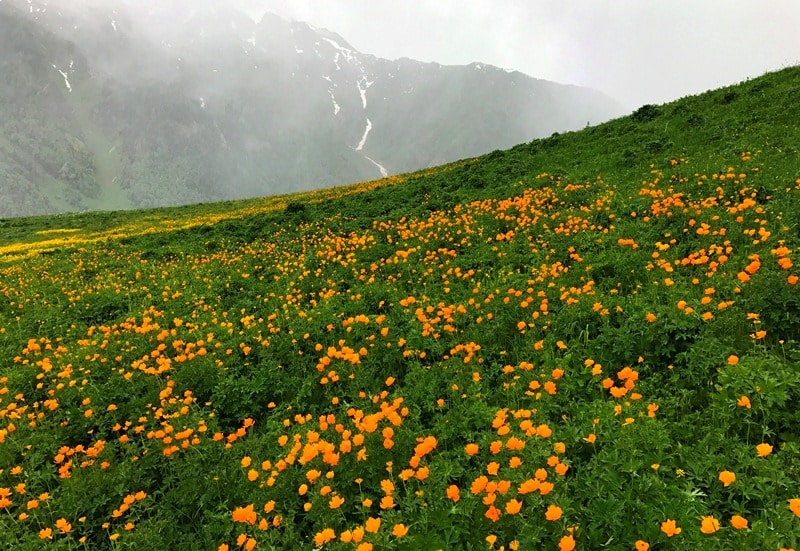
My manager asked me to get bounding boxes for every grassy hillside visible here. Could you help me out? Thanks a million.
[1,66,799,550]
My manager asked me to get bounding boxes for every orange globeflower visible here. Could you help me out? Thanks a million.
[465,443,480,456]
[391,523,408,538]
[313,528,336,546]
[365,517,381,533]
[559,534,576,551]
[55,518,72,534]
[726,355,739,365]
[505,499,522,515]
[718,471,736,487]
[789,498,800,517]
[756,443,773,457]
[699,516,720,534]
[634,540,649,551]
[660,519,681,537]
[446,485,461,502]
[232,504,257,525]
[737,396,752,409]
[730,515,748,529]
[545,504,563,521]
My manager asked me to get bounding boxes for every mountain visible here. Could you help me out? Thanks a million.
[0,0,625,217]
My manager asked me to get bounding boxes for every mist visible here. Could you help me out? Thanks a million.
[233,0,800,109]
[15,0,791,217]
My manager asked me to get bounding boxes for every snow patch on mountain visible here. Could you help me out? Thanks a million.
[57,68,71,92]
[328,90,340,115]
[364,155,388,178]
[321,37,356,64]
[357,76,373,109]
[355,118,372,151]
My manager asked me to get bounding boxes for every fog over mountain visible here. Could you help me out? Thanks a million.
[0,0,625,217]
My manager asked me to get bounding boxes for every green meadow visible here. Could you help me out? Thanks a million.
[1,66,799,550]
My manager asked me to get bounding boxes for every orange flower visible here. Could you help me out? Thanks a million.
[699,516,720,534]
[726,355,739,365]
[380,495,395,509]
[391,523,408,538]
[365,517,381,533]
[446,485,460,502]
[231,504,257,525]
[39,528,53,540]
[634,541,649,551]
[518,478,539,494]
[55,518,72,534]
[756,443,773,457]
[559,534,576,551]
[313,528,336,546]
[505,499,522,515]
[718,471,735,487]
[545,504,563,521]
[660,519,681,537]
[789,498,800,517]
[730,515,748,529]
[465,443,479,456]
[484,505,501,522]
[737,396,751,409]
[471,476,488,494]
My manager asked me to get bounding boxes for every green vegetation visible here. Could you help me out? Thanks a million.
[1,67,799,550]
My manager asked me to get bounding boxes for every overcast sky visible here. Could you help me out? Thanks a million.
[236,0,800,109]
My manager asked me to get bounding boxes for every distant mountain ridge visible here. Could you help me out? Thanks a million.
[0,0,625,217]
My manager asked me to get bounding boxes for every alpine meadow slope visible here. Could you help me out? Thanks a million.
[1,67,800,550]
[0,0,623,218]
